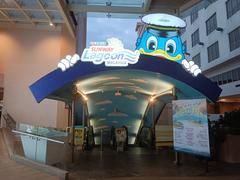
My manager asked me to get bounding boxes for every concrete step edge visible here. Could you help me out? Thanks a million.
[12,154,69,180]
[1,127,68,180]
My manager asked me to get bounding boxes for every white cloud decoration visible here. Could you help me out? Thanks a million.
[57,54,80,72]
[181,59,202,77]
[106,37,124,50]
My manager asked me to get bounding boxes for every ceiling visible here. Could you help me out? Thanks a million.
[71,69,205,144]
[76,70,174,144]
[0,0,202,37]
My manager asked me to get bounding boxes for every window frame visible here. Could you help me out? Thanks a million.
[190,9,198,24]
[206,12,217,35]
[191,29,200,47]
[192,53,201,67]
[207,41,220,62]
[229,26,240,51]
[226,0,240,19]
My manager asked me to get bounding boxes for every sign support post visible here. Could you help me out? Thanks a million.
[172,87,180,166]
[71,96,76,163]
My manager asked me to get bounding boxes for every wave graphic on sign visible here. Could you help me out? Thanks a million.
[57,38,140,71]
[81,47,140,67]
[118,50,140,64]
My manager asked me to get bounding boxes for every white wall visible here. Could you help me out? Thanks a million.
[0,26,78,128]
[181,0,240,72]
[0,28,62,127]
[181,0,240,98]
[220,80,240,97]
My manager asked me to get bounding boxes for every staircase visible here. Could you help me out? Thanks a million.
[155,103,173,149]
[0,128,60,180]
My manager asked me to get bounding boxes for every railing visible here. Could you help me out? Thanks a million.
[2,112,16,130]
[12,130,65,144]
[1,112,71,167]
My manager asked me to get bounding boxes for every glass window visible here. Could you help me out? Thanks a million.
[183,41,187,52]
[226,0,240,18]
[191,29,200,47]
[238,67,240,80]
[211,76,218,85]
[222,72,228,84]
[192,53,201,67]
[227,71,233,83]
[207,41,219,62]
[206,13,217,35]
[191,9,198,24]
[218,74,223,85]
[229,26,240,51]
[232,69,239,81]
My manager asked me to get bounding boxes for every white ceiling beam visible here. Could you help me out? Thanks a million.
[54,0,75,38]
[0,18,63,24]
[0,21,61,31]
[37,0,55,27]
[0,9,14,24]
[13,0,35,26]
[69,4,176,14]
[0,7,58,12]
[144,0,152,12]
[69,4,144,14]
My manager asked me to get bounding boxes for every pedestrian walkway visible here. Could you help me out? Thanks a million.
[0,129,60,180]
[68,147,240,180]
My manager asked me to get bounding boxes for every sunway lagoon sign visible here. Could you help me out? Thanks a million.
[57,38,140,71]
[57,14,202,77]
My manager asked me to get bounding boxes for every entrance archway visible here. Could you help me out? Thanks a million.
[30,54,221,149]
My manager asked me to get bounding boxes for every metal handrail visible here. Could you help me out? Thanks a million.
[12,130,65,144]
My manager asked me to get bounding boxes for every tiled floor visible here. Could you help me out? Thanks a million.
[1,130,240,180]
[68,147,240,180]
[0,129,60,180]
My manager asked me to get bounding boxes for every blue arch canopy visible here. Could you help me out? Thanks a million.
[29,54,222,103]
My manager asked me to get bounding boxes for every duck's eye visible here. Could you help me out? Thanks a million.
[165,39,176,54]
[147,36,158,51]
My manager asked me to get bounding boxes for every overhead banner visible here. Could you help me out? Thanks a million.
[172,99,210,157]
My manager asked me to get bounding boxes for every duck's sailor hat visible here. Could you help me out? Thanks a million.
[142,13,186,31]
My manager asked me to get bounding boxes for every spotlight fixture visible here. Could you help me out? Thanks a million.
[77,90,88,101]
[149,96,155,102]
[198,42,204,46]
[49,22,54,27]
[83,95,88,101]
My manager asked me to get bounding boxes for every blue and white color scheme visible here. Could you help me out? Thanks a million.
[58,38,140,71]
[172,99,210,157]
[30,14,222,105]
[136,13,202,77]
[81,38,140,67]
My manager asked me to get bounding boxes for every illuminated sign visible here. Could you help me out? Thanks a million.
[58,38,140,71]
[81,38,140,67]
[57,14,202,77]
[136,13,202,77]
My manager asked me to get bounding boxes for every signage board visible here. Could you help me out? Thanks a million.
[74,127,85,146]
[172,99,210,157]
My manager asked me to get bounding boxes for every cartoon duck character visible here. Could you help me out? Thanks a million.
[58,13,201,76]
[136,13,201,76]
